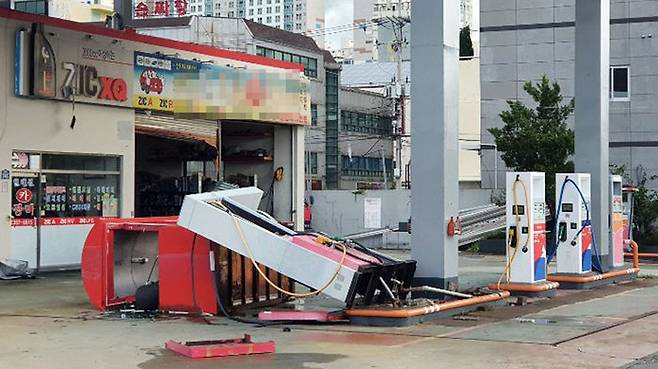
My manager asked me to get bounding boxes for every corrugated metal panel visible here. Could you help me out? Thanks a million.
[135,113,218,146]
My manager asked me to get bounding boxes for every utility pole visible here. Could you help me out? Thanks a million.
[381,143,388,189]
[386,0,409,189]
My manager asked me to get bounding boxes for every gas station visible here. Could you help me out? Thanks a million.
[72,0,641,326]
[1,1,658,367]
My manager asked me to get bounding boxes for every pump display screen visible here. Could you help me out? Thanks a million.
[512,205,525,215]
[561,203,574,213]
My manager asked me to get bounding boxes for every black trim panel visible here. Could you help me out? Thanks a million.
[482,16,658,33]
[610,141,658,148]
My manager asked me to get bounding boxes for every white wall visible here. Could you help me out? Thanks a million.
[309,188,492,248]
[0,22,136,262]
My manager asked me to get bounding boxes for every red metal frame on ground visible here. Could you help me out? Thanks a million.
[165,334,275,358]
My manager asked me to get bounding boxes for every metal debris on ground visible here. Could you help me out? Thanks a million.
[0,259,33,280]
[516,318,556,325]
[258,310,346,322]
[95,309,163,321]
[453,314,480,321]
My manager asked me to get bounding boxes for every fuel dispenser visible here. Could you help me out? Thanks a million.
[546,174,639,288]
[488,172,558,296]
[551,174,593,275]
[622,185,637,242]
[610,175,625,268]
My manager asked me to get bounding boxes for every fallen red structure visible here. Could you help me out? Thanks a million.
[81,217,293,314]
[81,217,216,313]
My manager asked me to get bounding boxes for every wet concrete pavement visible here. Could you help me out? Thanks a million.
[2,253,658,369]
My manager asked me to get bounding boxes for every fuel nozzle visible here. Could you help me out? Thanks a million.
[508,226,518,248]
[558,222,568,243]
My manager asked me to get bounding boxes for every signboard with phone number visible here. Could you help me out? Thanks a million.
[11,177,36,219]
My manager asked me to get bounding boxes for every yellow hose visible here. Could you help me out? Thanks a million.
[496,176,530,289]
[212,201,348,298]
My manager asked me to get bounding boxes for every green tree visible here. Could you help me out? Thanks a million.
[489,75,575,210]
[460,26,474,58]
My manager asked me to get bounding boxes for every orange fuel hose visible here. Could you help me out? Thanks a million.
[630,239,640,270]
[625,252,658,258]
[547,268,638,283]
[487,281,559,292]
[548,240,639,283]
[344,291,510,318]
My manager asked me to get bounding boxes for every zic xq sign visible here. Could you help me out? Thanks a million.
[61,63,128,102]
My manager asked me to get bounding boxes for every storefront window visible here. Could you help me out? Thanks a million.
[10,152,121,220]
[42,155,120,172]
[42,173,119,218]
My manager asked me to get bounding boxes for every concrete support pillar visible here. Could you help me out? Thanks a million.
[410,0,460,288]
[575,0,611,270]
[292,125,305,232]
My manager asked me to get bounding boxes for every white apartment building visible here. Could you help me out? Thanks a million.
[188,0,206,15]
[211,0,324,47]
[8,0,114,22]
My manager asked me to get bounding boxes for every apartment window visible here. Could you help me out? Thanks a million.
[256,46,318,78]
[341,156,392,177]
[311,104,318,126]
[257,8,262,14]
[258,17,262,22]
[249,8,253,15]
[296,23,301,30]
[14,0,46,15]
[610,66,630,101]
[228,10,234,16]
[266,6,271,13]
[341,110,393,135]
[228,1,233,6]
[249,0,253,4]
[275,15,280,22]
[266,16,272,22]
[275,5,280,12]
[305,152,318,175]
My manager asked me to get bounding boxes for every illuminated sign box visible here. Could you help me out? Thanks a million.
[132,51,311,125]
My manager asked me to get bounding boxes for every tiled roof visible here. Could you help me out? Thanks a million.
[244,19,321,52]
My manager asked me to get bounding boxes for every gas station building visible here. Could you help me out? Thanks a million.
[0,9,310,271]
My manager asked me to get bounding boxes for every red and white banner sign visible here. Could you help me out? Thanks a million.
[10,217,114,227]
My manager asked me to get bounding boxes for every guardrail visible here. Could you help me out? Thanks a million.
[341,204,506,248]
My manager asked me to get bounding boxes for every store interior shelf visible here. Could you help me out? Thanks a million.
[223,156,273,162]
[223,133,273,138]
